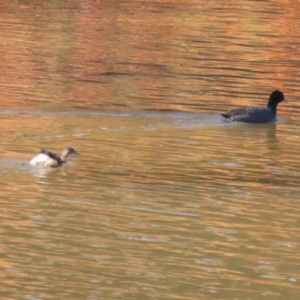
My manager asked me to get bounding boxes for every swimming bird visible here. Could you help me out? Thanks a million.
[29,147,79,167]
[221,90,287,123]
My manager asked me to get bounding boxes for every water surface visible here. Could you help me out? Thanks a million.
[1,1,300,299]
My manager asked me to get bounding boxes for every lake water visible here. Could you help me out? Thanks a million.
[1,1,300,299]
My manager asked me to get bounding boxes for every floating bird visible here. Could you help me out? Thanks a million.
[221,90,287,123]
[29,147,79,167]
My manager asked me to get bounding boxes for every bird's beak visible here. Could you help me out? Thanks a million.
[284,98,288,103]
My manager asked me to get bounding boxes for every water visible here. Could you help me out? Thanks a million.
[1,1,300,299]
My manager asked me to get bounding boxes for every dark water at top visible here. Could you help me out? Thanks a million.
[1,1,300,300]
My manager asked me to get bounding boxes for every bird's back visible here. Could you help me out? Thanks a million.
[222,107,276,123]
[29,149,62,167]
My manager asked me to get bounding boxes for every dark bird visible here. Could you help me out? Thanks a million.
[221,90,287,123]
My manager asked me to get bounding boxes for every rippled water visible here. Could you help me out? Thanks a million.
[1,1,300,300]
